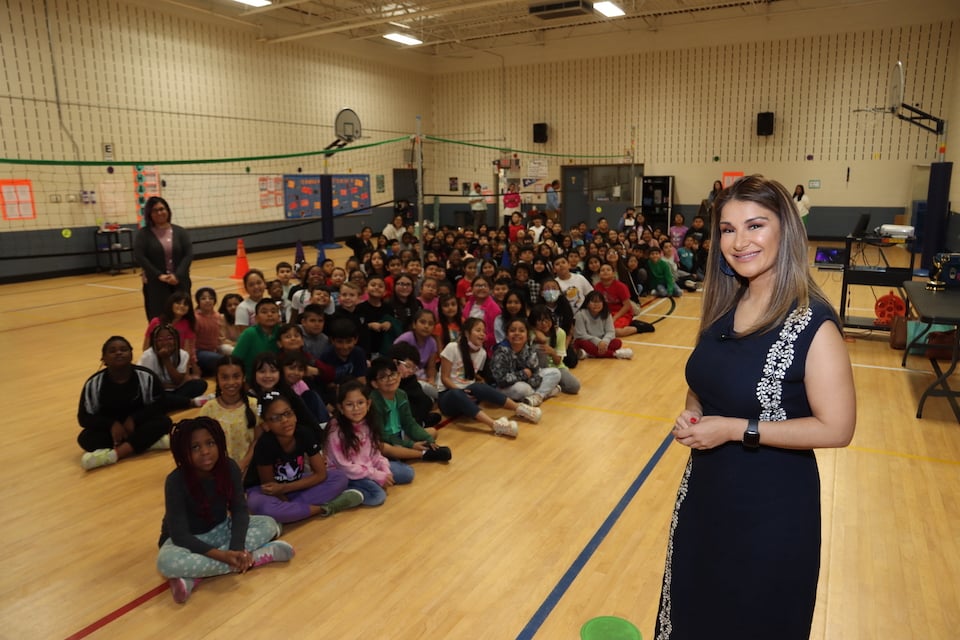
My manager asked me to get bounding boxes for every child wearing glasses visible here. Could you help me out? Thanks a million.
[325,380,415,506]
[246,392,362,523]
[368,358,451,463]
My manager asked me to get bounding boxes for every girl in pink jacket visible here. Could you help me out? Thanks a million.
[325,380,414,506]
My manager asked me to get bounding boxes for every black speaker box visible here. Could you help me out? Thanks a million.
[533,122,548,143]
[757,112,774,136]
[920,162,954,272]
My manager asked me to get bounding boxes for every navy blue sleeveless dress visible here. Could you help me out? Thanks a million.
[655,301,835,640]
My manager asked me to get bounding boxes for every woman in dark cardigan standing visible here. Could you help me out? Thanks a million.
[134,197,194,320]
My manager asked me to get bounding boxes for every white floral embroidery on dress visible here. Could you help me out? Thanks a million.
[655,456,692,640]
[756,307,812,422]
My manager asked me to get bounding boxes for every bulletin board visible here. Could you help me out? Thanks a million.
[284,175,323,219]
[331,175,371,216]
[283,174,370,219]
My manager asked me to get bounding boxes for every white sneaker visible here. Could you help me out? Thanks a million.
[577,349,588,360]
[524,393,543,407]
[515,403,542,424]
[492,417,519,437]
[191,393,216,407]
[149,434,170,450]
[545,385,561,399]
[81,448,118,471]
[614,348,634,359]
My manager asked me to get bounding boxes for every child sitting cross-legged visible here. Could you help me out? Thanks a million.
[156,417,293,604]
[437,317,542,438]
[368,357,451,463]
[247,392,363,523]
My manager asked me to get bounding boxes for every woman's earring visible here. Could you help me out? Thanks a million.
[719,254,736,277]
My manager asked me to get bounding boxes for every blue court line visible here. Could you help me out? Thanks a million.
[515,430,675,640]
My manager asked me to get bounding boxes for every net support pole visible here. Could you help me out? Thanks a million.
[415,115,424,240]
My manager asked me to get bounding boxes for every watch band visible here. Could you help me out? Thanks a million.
[743,418,760,449]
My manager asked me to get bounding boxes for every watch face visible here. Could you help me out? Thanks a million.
[743,432,760,448]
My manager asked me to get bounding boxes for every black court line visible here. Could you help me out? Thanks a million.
[515,430,675,640]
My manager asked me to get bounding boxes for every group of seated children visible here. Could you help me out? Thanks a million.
[77,214,685,602]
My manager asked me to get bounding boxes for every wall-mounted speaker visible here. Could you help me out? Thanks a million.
[533,122,548,143]
[757,112,774,136]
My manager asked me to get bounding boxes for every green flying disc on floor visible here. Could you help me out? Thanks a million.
[580,616,642,640]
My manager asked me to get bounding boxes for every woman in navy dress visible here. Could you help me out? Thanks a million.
[655,175,856,640]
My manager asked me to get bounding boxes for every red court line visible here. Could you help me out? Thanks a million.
[64,582,168,640]
[63,417,454,639]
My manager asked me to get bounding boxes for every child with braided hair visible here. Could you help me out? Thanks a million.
[156,417,293,604]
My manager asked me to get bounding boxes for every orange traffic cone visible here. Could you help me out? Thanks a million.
[231,239,249,279]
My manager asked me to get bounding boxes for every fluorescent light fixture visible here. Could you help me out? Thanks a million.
[388,21,411,29]
[233,0,272,7]
[593,1,625,17]
[383,32,423,46]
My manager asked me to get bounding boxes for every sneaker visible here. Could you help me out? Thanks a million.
[168,577,200,604]
[614,348,634,359]
[191,393,216,408]
[514,403,542,424]
[422,412,443,428]
[524,393,543,407]
[148,434,170,450]
[251,540,295,567]
[577,349,589,360]
[422,446,453,462]
[545,385,561,400]
[81,448,118,471]
[492,417,519,438]
[320,489,364,517]
[684,279,697,291]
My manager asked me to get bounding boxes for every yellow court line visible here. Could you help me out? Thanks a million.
[549,400,672,423]
[847,445,960,466]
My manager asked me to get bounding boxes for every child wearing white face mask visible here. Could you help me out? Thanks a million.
[537,279,579,368]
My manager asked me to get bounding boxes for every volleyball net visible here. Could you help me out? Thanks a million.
[0,135,630,263]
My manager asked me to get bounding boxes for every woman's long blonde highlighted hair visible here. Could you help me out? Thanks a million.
[698,175,835,338]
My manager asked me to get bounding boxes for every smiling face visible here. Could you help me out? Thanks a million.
[718,199,782,284]
[189,428,219,475]
[283,362,305,386]
[215,363,244,401]
[278,327,304,351]
[244,274,266,300]
[338,388,369,425]
[504,293,523,316]
[507,320,528,350]
[306,267,325,288]
[255,364,280,391]
[366,278,385,300]
[149,201,170,227]
[467,320,486,347]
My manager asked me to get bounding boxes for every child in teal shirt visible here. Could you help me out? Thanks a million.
[367,358,451,463]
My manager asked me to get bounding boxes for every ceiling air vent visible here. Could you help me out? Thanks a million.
[529,0,593,19]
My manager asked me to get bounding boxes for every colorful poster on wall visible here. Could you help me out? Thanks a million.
[331,175,371,216]
[259,175,283,209]
[721,171,744,188]
[0,179,36,220]
[284,175,323,219]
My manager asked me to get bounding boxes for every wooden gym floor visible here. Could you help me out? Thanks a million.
[0,242,958,639]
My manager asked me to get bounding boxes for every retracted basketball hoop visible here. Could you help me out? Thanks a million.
[324,108,362,152]
[854,61,944,135]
